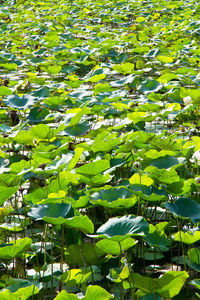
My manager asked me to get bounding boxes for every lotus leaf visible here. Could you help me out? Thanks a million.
[165,198,200,223]
[91,215,149,241]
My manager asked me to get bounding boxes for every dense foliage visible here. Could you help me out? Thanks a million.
[0,0,200,298]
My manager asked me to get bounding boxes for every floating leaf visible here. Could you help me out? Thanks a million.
[3,94,36,109]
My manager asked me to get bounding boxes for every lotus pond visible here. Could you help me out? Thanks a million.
[0,0,200,299]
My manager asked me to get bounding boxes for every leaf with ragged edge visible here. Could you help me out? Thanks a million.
[107,266,129,283]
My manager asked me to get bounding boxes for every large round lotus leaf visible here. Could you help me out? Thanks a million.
[137,79,162,94]
[31,87,50,98]
[90,187,137,208]
[130,184,168,202]
[165,198,200,223]
[148,155,185,169]
[91,215,149,241]
[28,203,74,220]
[0,237,32,260]
[96,237,136,256]
[43,215,94,234]
[28,107,49,124]
[0,279,39,299]
[54,290,79,300]
[187,248,200,271]
[65,243,103,267]
[76,159,110,176]
[85,285,114,300]
[3,94,36,109]
[64,120,90,136]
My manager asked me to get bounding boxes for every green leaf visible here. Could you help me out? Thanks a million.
[0,280,39,299]
[28,203,74,220]
[0,237,32,260]
[155,271,189,298]
[0,63,17,70]
[3,95,36,109]
[91,132,121,153]
[144,225,170,251]
[87,74,106,83]
[47,65,62,74]
[187,248,200,271]
[60,268,91,287]
[90,186,137,208]
[65,243,102,267]
[28,204,93,233]
[145,166,180,184]
[0,185,19,206]
[84,285,114,300]
[138,79,162,94]
[165,197,200,223]
[112,63,134,75]
[148,155,185,169]
[54,290,79,300]
[157,56,174,63]
[157,73,177,84]
[76,159,110,176]
[92,215,149,241]
[129,271,188,298]
[0,86,12,96]
[172,230,200,245]
[96,238,136,256]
